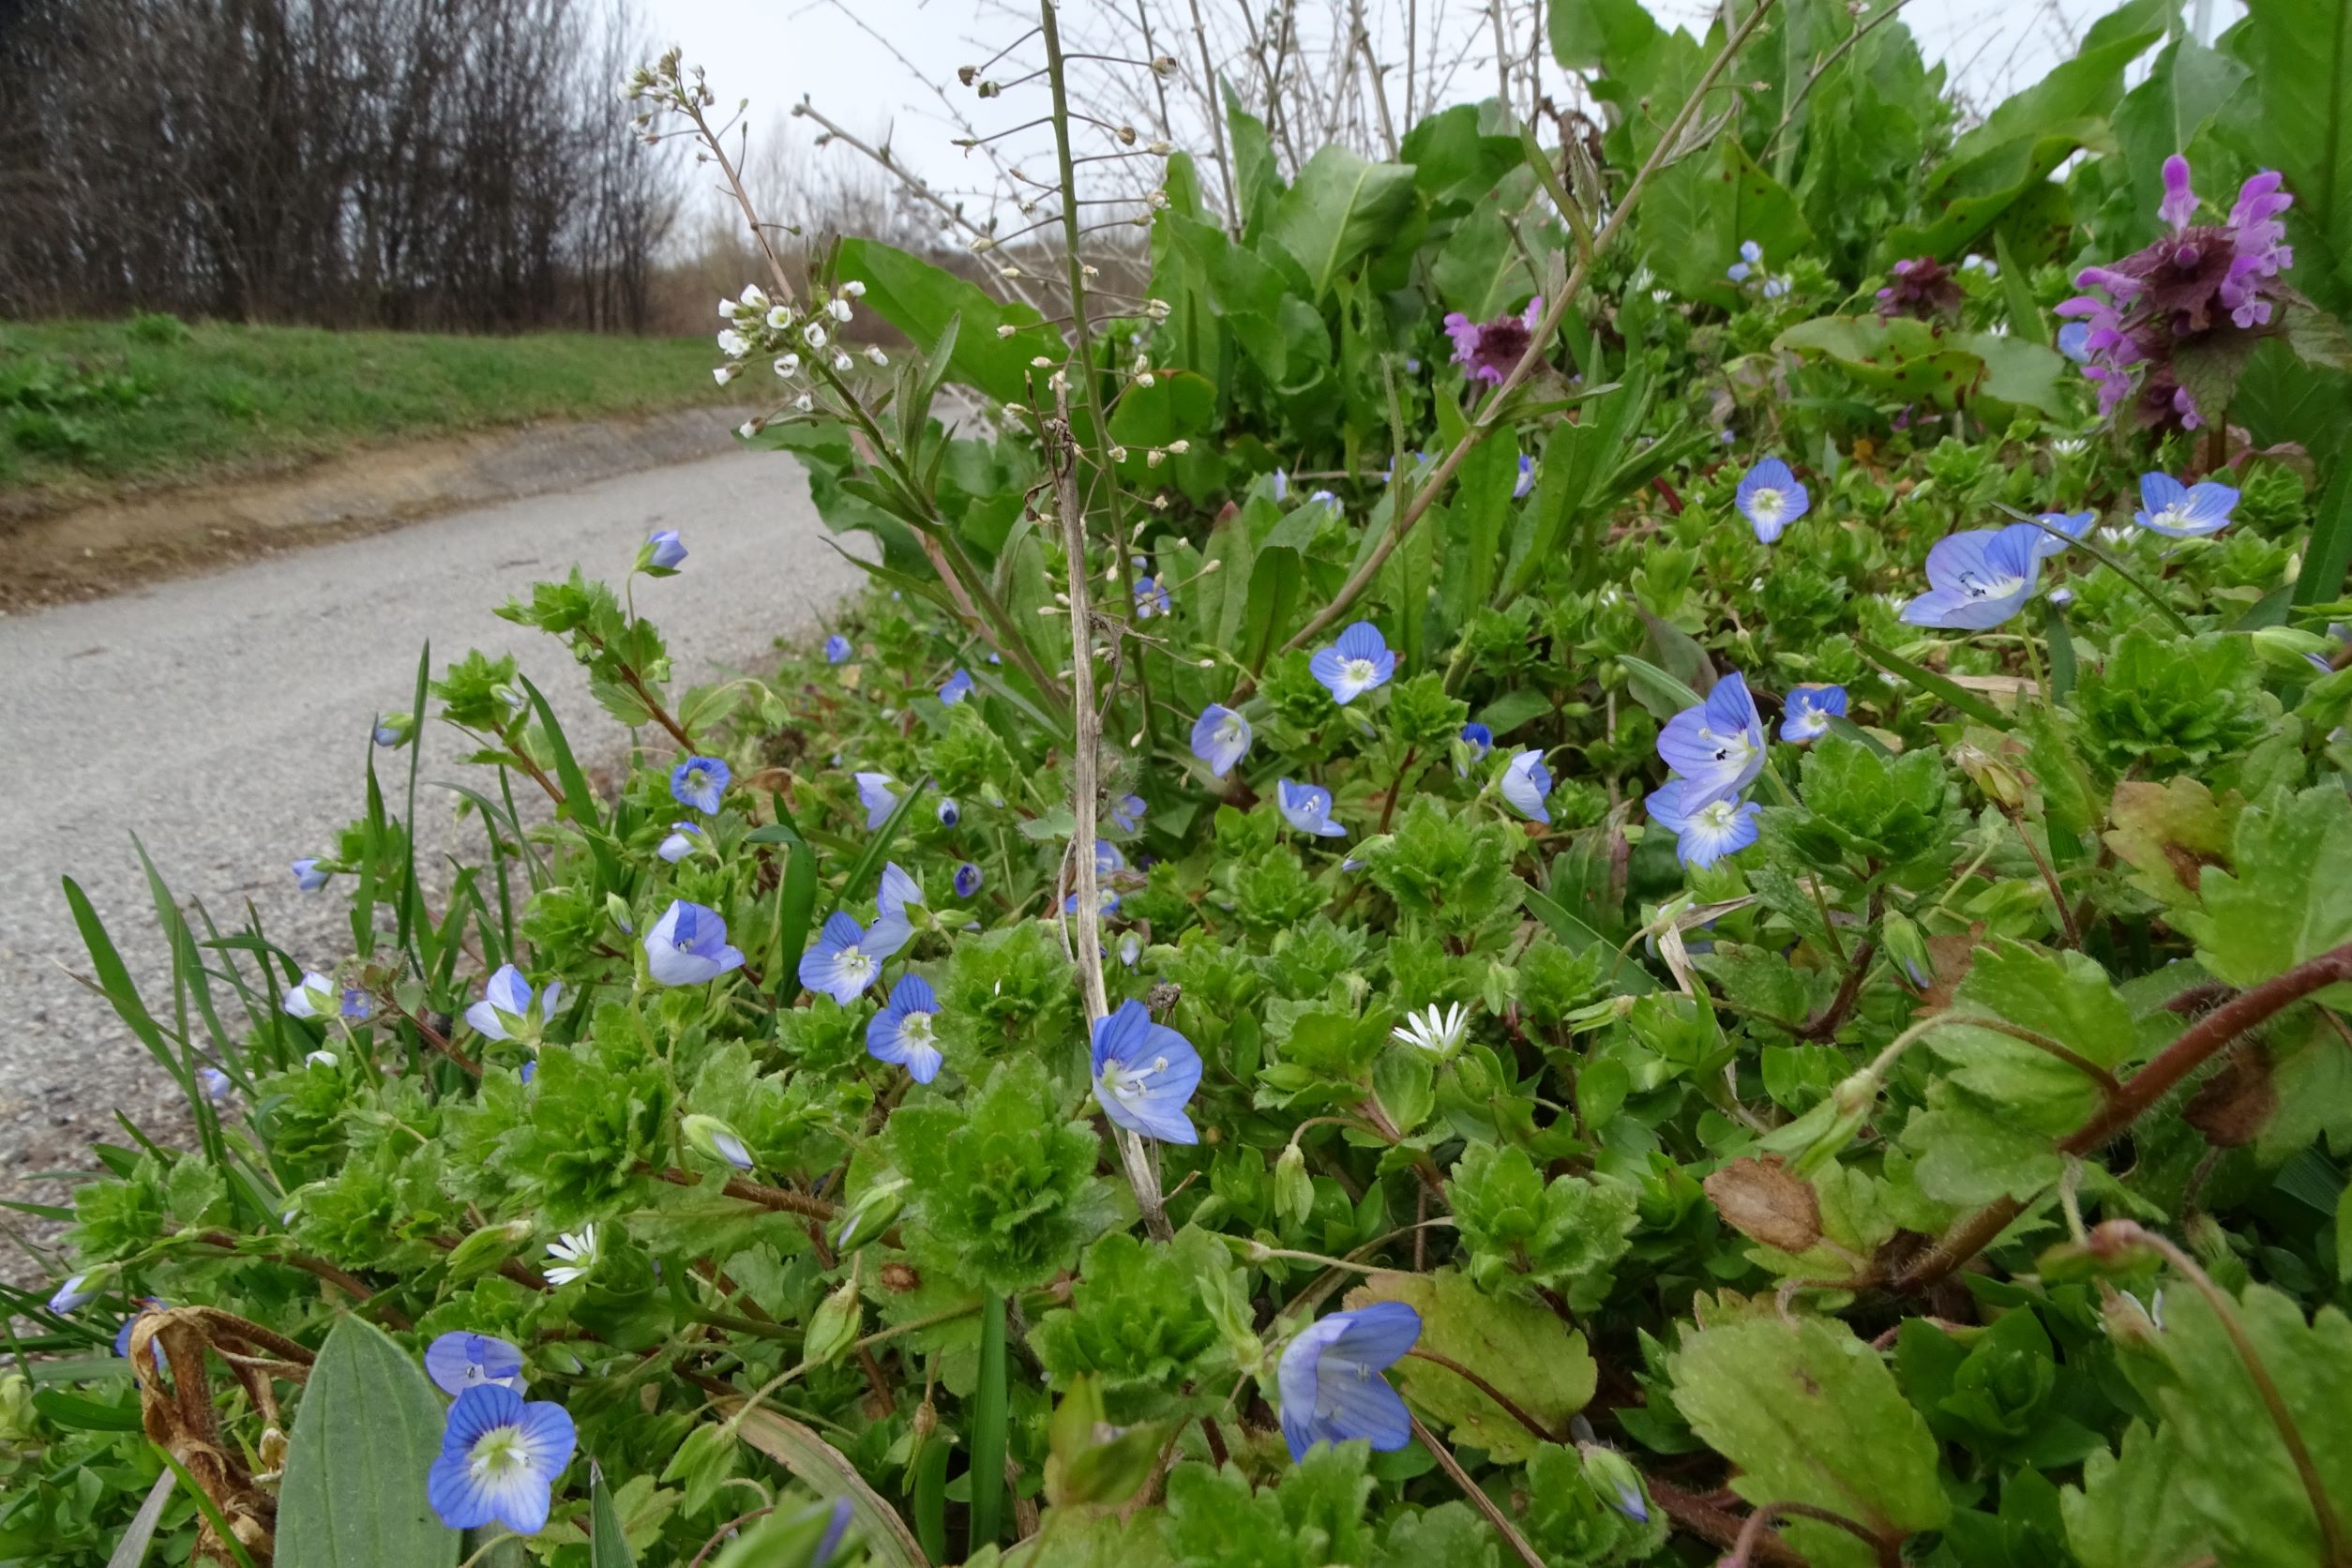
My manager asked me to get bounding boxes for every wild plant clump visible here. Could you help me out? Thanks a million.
[12,2,2352,1566]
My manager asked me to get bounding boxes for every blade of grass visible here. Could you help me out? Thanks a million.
[398,642,430,966]
[968,1291,1007,1555]
[2039,596,2078,701]
[1855,637,2015,730]
[824,777,933,923]
[62,877,222,1164]
[2295,457,2352,609]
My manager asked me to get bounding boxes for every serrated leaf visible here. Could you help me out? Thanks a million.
[1928,939,2144,1131]
[276,1316,459,1568]
[1346,1267,1594,1462]
[2175,785,2352,1003]
[2061,1421,2215,1568]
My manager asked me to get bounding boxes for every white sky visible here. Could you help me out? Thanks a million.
[641,0,2243,221]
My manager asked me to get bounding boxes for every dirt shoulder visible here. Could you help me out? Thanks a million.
[0,402,756,611]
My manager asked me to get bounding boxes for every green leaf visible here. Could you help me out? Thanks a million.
[2062,1421,2215,1568]
[2236,0,2352,320]
[1774,316,1987,409]
[1264,146,1418,300]
[1855,637,2015,729]
[725,1404,931,1568]
[1349,1267,1595,1461]
[276,1316,459,1568]
[2108,37,2251,254]
[1926,939,2142,1130]
[2297,450,2352,610]
[1669,1313,1951,1568]
[590,1466,638,1568]
[1644,139,1817,310]
[1447,1141,1636,1301]
[2176,785,2352,1003]
[971,1289,1008,1553]
[837,238,1059,404]
[1546,0,1661,73]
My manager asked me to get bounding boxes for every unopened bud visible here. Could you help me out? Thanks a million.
[1576,1444,1651,1524]
[1274,1142,1314,1227]
[804,1273,864,1366]
[1879,911,1932,989]
[1951,744,2027,811]
[682,1113,755,1171]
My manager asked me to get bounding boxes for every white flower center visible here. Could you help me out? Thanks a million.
[1344,657,1377,686]
[1696,800,1740,832]
[1696,725,1755,768]
[900,1012,936,1048]
[1955,567,2026,602]
[1104,1054,1169,1102]
[837,947,873,986]
[470,1425,528,1483]
[1749,487,1785,522]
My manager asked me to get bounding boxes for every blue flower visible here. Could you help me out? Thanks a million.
[940,668,975,705]
[2134,472,2239,538]
[1457,723,1494,776]
[1735,459,1809,543]
[1308,621,1396,704]
[643,899,746,987]
[824,634,853,664]
[48,1273,98,1314]
[1270,468,1289,502]
[372,714,410,748]
[877,861,925,923]
[282,971,337,1018]
[854,772,900,829]
[1726,239,1762,282]
[1277,779,1347,837]
[1119,931,1142,968]
[428,1384,577,1536]
[1091,999,1202,1143]
[813,1498,853,1566]
[1500,750,1552,823]
[1761,277,1789,300]
[115,1299,164,1365]
[1134,577,1171,619]
[1646,779,1762,867]
[1191,705,1253,778]
[1656,672,1766,807]
[1781,684,1847,744]
[798,910,908,1003]
[2028,510,2096,560]
[1899,524,2043,630]
[2057,321,2092,362]
[425,1333,526,1395]
[671,756,731,814]
[954,862,984,898]
[1277,1303,1421,1461]
[199,1066,233,1101]
[1111,793,1145,834]
[938,796,961,827]
[292,858,329,893]
[646,529,688,570]
[867,974,943,1082]
[466,964,562,1043]
[658,821,703,863]
[1515,454,1535,499]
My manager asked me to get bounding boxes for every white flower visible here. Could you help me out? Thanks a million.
[306,1049,339,1068]
[713,364,739,384]
[765,305,794,331]
[803,322,828,350]
[716,328,748,358]
[793,392,814,412]
[545,1225,600,1287]
[2050,438,2088,458]
[827,297,852,323]
[717,297,739,321]
[738,284,769,311]
[736,420,757,439]
[2099,525,2134,546]
[833,350,852,371]
[865,345,889,366]
[774,353,800,378]
[997,324,1018,339]
[1392,1002,1470,1057]
[839,279,866,298]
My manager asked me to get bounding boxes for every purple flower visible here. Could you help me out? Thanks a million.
[2029,510,2096,559]
[1514,454,1535,499]
[824,634,853,664]
[1646,779,1762,867]
[854,772,900,829]
[1309,621,1396,704]
[658,821,702,863]
[1277,1303,1420,1460]
[1443,295,1543,385]
[425,1333,526,1395]
[292,858,329,893]
[1091,999,1201,1143]
[1781,684,1847,744]
[1899,524,2044,630]
[428,1384,576,1535]
[1276,779,1347,837]
[939,668,974,705]
[1111,793,1145,834]
[954,862,984,898]
[1656,672,1765,807]
[115,1299,165,1365]
[1134,577,1171,619]
[798,910,908,1003]
[937,796,960,827]
[1191,705,1252,777]
[1876,256,1964,321]
[671,757,730,814]
[1270,468,1289,502]
[877,861,925,922]
[644,899,746,987]
[2133,472,2239,537]
[645,529,687,570]
[1500,749,1552,823]
[867,973,942,1082]
[466,964,562,1042]
[2159,154,2200,231]
[1735,459,1809,543]
[1726,239,1762,282]
[48,1273,98,1314]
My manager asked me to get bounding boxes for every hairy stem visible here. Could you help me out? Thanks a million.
[1410,1413,1547,1568]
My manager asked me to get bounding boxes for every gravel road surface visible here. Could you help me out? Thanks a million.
[0,447,863,1270]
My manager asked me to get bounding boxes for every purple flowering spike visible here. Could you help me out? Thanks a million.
[427,1384,577,1535]
[1900,525,2044,630]
[1091,999,1202,1143]
[1277,1303,1421,1460]
[1646,778,1762,867]
[2134,472,2239,538]
[1308,621,1396,704]
[1655,672,1766,807]
[1443,295,1542,385]
[867,973,943,1082]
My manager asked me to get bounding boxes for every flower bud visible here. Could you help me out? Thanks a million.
[1576,1443,1651,1523]
[2252,624,2332,671]
[682,1113,755,1171]
[804,1274,864,1367]
[604,892,635,935]
[1274,1142,1314,1227]
[834,1175,908,1251]
[1951,743,2027,811]
[1878,911,1932,989]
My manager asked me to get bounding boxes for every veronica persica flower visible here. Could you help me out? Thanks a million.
[1736,459,1810,543]
[937,795,960,827]
[466,964,562,1043]
[683,1112,756,1170]
[1515,454,1535,499]
[428,1384,577,1536]
[671,756,730,813]
[1500,750,1552,823]
[854,772,900,829]
[799,911,907,1003]
[543,1226,598,1286]
[939,668,974,704]
[867,974,943,1083]
[2133,472,2239,537]
[283,971,337,1018]
[199,1066,233,1101]
[1899,524,2043,630]
[2029,510,2096,560]
[1277,779,1347,837]
[644,899,746,987]
[1726,238,1762,281]
[646,529,687,570]
[1110,793,1145,834]
[1646,778,1762,867]
[292,858,329,892]
[1134,577,1171,618]
[372,713,412,748]
[824,634,852,664]
[115,1299,165,1365]
[1191,704,1252,777]
[1309,621,1396,704]
[1087,999,1199,1144]
[658,821,702,864]
[1270,468,1289,502]
[1277,1302,1421,1461]
[425,1333,526,1395]
[48,1273,99,1314]
[954,862,984,898]
[877,862,925,922]
[1781,684,1847,744]
[1657,673,1768,806]
[1119,931,1143,968]
[1457,723,1493,776]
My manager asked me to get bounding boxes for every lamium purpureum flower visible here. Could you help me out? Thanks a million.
[644,529,687,570]
[867,973,943,1083]
[939,668,974,705]
[658,821,702,864]
[1780,684,1847,744]
[1191,704,1252,777]
[1645,778,1762,867]
[1092,998,1202,1143]
[1876,256,1964,321]
[824,634,852,664]
[1276,779,1347,838]
[2133,472,2240,538]
[1393,1003,1470,1057]
[671,756,730,814]
[954,861,984,898]
[1656,672,1766,807]
[854,772,900,829]
[1309,620,1396,704]
[465,964,563,1043]
[425,1333,526,1395]
[1898,524,2045,630]
[1500,749,1552,823]
[292,857,330,893]
[1735,458,1810,543]
[427,1383,577,1536]
[543,1226,598,1287]
[643,899,746,987]
[1455,722,1493,776]
[798,910,908,1004]
[1277,1302,1421,1461]
[1443,295,1542,385]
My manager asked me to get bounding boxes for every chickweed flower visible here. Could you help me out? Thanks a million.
[544,1226,599,1286]
[1091,999,1202,1143]
[1191,704,1253,777]
[1735,458,1809,543]
[1277,1303,1421,1460]
[867,974,943,1082]
[643,900,746,987]
[427,1384,577,1535]
[1309,621,1396,704]
[2133,472,2240,538]
[1780,684,1847,744]
[670,756,730,814]
[1392,1003,1470,1057]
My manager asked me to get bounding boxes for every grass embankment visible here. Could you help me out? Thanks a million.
[0,315,731,512]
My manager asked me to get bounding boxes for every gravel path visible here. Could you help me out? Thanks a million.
[0,447,864,1272]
